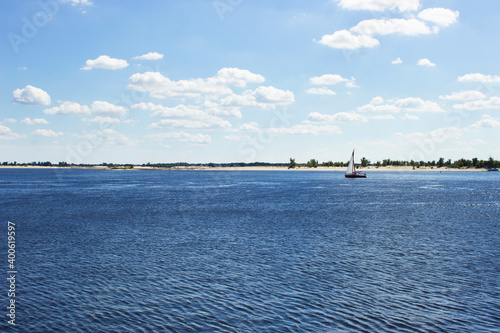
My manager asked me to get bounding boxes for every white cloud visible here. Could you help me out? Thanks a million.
[13,85,51,105]
[202,100,242,118]
[358,103,400,113]
[238,122,261,132]
[84,116,121,124]
[44,101,90,115]
[371,114,396,120]
[90,101,126,115]
[471,115,500,128]
[132,102,205,118]
[351,18,432,36]
[402,113,419,120]
[31,129,63,137]
[394,97,443,112]
[370,96,384,104]
[306,87,336,95]
[224,135,251,142]
[81,55,129,70]
[418,8,459,27]
[149,132,212,145]
[21,118,49,125]
[269,123,342,135]
[132,52,164,60]
[61,0,93,6]
[44,101,126,116]
[417,58,436,67]
[220,86,294,110]
[453,96,500,111]
[128,67,265,100]
[396,127,463,143]
[308,111,367,123]
[439,90,486,101]
[216,67,265,87]
[76,129,135,146]
[2,119,17,124]
[359,97,444,113]
[392,57,403,64]
[0,125,25,140]
[310,74,349,85]
[458,73,500,83]
[150,116,231,129]
[317,30,379,49]
[336,0,420,12]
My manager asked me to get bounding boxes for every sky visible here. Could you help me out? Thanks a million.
[2,0,500,164]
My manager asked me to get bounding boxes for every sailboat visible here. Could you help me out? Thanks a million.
[345,149,366,178]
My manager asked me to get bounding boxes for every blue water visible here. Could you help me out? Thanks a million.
[1,169,499,332]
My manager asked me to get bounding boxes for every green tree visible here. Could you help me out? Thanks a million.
[288,158,297,169]
[360,157,369,167]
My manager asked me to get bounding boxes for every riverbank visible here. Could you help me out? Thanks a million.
[0,165,491,171]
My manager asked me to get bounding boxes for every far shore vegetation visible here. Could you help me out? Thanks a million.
[1,157,499,170]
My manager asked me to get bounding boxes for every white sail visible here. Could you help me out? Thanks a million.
[346,150,355,175]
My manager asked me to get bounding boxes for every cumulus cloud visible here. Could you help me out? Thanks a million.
[370,96,384,104]
[471,115,500,128]
[392,57,403,64]
[220,86,294,110]
[318,4,459,50]
[439,90,486,101]
[149,132,211,145]
[351,18,432,36]
[216,68,265,87]
[308,111,367,123]
[306,87,336,95]
[359,97,445,113]
[317,30,380,49]
[417,58,436,67]
[238,122,261,132]
[418,8,459,27]
[21,118,49,125]
[269,123,342,135]
[13,85,51,105]
[76,129,135,146]
[396,127,463,143]
[132,52,164,60]
[402,113,419,120]
[150,116,231,129]
[83,116,121,124]
[0,125,25,140]
[132,102,204,118]
[31,129,63,137]
[309,74,354,86]
[336,0,420,12]
[81,55,129,70]
[44,101,126,116]
[458,73,500,83]
[453,96,500,111]
[128,67,265,100]
[61,0,93,6]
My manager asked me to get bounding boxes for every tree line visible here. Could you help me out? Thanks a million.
[2,157,499,169]
[287,157,499,169]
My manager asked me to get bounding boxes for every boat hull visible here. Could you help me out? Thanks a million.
[345,174,366,178]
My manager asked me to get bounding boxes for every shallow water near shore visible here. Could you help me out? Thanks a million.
[1,169,499,332]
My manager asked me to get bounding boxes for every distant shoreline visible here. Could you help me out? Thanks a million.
[0,165,491,172]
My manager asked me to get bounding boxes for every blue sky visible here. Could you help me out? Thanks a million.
[2,0,500,164]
